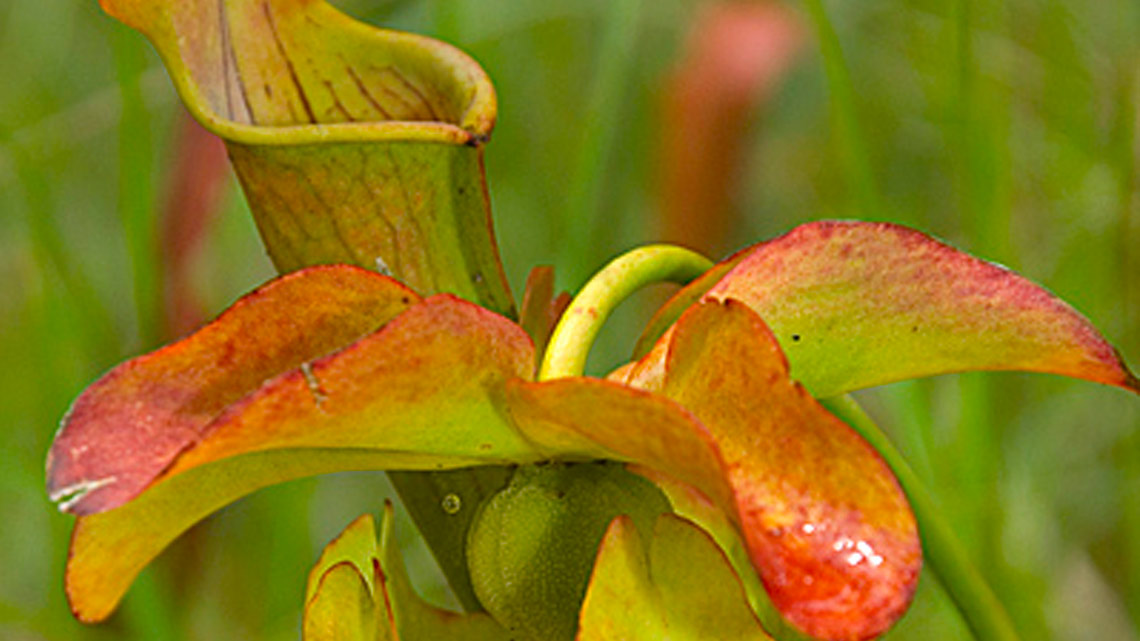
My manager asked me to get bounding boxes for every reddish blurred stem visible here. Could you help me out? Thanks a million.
[658,1,804,254]
[158,109,231,338]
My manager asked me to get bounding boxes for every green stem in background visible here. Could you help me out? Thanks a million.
[949,0,1012,261]
[800,0,881,216]
[946,0,1011,627]
[877,380,937,485]
[110,25,161,348]
[540,245,713,380]
[10,147,122,367]
[122,567,183,641]
[428,0,464,45]
[556,0,646,288]
[1110,49,1140,628]
[820,395,1021,641]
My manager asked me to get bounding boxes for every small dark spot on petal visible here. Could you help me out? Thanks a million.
[791,334,801,342]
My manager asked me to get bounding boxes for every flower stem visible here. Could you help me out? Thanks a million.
[540,245,713,380]
[820,395,1021,641]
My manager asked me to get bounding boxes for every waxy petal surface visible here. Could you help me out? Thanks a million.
[64,294,538,622]
[166,295,536,472]
[47,265,418,515]
[304,563,380,641]
[506,378,735,514]
[577,514,773,641]
[693,221,1138,397]
[69,449,419,623]
[638,299,921,641]
[631,468,806,641]
[306,514,383,606]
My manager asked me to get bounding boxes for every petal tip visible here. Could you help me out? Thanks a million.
[47,475,120,515]
[1122,361,1140,395]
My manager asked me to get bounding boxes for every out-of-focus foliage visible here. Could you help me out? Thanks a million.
[1,0,1137,639]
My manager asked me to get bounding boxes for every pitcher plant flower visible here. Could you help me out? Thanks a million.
[46,1,1139,641]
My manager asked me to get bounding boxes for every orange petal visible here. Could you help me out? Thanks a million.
[656,299,921,641]
[506,378,734,515]
[303,506,506,640]
[47,265,418,515]
[577,514,775,641]
[168,295,536,474]
[64,294,537,622]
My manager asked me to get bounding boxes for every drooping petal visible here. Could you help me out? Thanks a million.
[577,516,665,640]
[506,378,735,515]
[577,514,773,641]
[638,221,1139,397]
[164,295,536,473]
[48,265,418,516]
[63,294,538,622]
[630,299,921,641]
[303,506,506,641]
[69,450,413,623]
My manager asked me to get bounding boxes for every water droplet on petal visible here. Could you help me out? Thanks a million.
[441,493,462,515]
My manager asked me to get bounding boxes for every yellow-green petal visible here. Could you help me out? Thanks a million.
[304,562,381,641]
[302,507,506,641]
[577,514,773,641]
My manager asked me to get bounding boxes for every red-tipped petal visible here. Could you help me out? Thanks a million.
[47,265,417,515]
[63,294,538,622]
[708,221,1139,396]
[657,299,921,640]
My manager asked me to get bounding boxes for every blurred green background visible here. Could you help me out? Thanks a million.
[2,0,1138,639]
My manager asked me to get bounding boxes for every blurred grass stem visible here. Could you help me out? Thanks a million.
[556,0,645,288]
[428,0,464,44]
[111,26,161,349]
[10,148,121,364]
[801,0,881,216]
